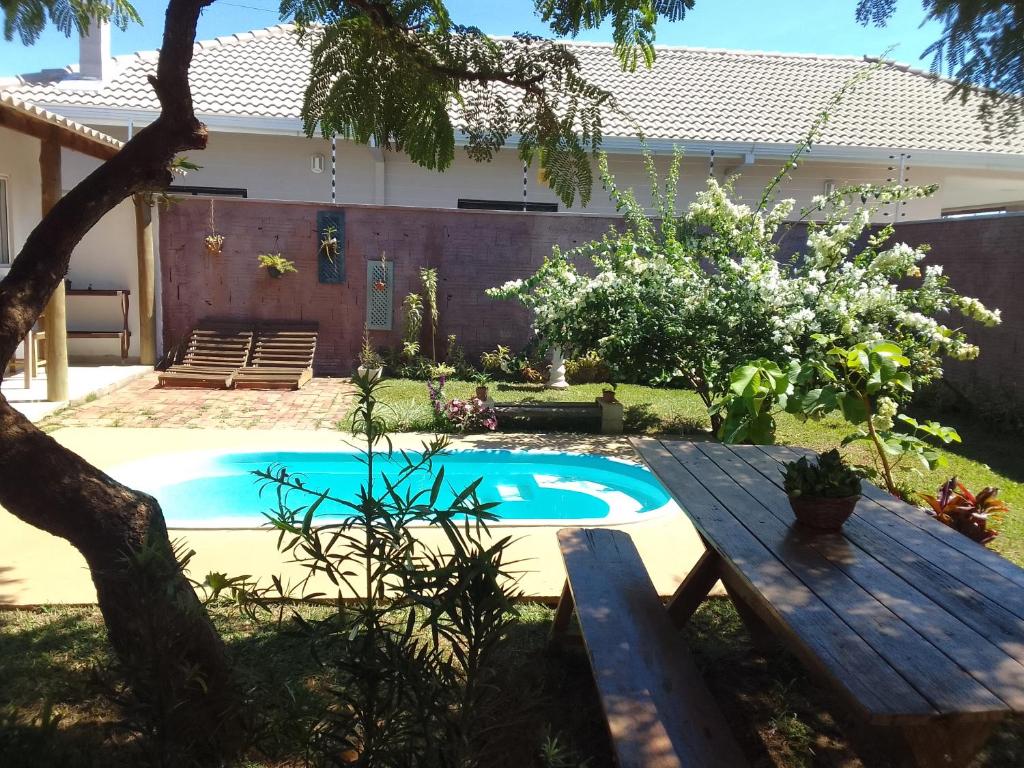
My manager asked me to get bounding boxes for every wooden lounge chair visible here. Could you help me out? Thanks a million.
[158,324,254,388]
[232,324,318,390]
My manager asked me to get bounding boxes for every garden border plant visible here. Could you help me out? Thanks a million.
[215,373,517,766]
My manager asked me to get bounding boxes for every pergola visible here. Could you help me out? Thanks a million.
[0,92,156,400]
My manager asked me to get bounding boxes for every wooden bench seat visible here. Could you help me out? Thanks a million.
[552,527,748,768]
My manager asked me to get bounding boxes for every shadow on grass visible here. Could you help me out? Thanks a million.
[908,404,1024,485]
[0,566,20,607]
[0,607,329,768]
[624,403,707,436]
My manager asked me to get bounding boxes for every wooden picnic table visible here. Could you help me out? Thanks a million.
[630,437,1024,768]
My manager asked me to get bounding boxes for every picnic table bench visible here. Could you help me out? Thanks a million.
[600,437,1024,767]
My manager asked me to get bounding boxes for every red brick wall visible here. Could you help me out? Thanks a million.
[896,214,1024,397]
[161,200,1022,392]
[159,198,620,373]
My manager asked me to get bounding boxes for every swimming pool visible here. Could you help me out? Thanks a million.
[110,449,679,528]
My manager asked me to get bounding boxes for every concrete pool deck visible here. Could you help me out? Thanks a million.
[0,427,709,606]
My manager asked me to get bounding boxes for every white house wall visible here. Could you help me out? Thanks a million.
[0,126,141,362]
[86,126,1024,220]
[61,148,142,362]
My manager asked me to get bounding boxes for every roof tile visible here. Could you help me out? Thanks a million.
[5,24,1021,154]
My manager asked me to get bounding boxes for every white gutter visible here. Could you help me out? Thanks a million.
[33,103,1024,173]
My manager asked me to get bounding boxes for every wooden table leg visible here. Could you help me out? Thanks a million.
[717,566,779,652]
[548,580,577,649]
[121,292,130,361]
[666,548,722,628]
[23,329,33,389]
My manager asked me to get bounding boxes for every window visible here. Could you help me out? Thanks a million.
[941,207,1008,219]
[458,198,558,213]
[168,185,248,198]
[0,177,10,265]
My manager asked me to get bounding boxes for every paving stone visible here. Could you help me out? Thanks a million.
[38,373,358,431]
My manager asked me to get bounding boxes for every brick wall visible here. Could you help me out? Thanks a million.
[777,215,1024,398]
[160,200,1022,393]
[159,198,620,373]
[896,214,1024,397]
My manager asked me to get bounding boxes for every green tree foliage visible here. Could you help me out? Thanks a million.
[857,0,1024,133]
[1,0,139,44]
[281,0,691,206]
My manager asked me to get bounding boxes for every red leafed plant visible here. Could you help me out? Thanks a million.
[922,477,1009,546]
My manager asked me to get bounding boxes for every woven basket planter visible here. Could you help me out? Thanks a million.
[788,495,860,531]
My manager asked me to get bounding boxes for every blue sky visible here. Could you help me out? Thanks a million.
[1,0,944,76]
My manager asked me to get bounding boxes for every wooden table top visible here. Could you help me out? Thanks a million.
[631,438,1024,726]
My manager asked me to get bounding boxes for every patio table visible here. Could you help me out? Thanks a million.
[631,437,1024,768]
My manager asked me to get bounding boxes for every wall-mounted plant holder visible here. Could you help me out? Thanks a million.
[317,210,345,284]
[366,258,394,330]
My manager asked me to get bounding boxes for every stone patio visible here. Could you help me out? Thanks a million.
[38,372,358,430]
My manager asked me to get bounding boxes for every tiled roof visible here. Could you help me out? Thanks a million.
[0,91,123,153]
[5,24,1021,155]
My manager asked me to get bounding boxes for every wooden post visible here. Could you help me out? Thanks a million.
[133,194,156,365]
[40,137,68,402]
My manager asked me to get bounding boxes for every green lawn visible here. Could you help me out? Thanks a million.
[3,600,1021,767]
[366,378,1024,565]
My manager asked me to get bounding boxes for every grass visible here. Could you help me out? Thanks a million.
[3,600,1021,767]
[368,378,1024,565]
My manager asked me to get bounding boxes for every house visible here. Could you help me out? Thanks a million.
[0,91,155,409]
[4,22,1024,220]
[2,23,1023,388]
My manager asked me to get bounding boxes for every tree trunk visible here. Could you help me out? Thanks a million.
[0,399,238,761]
[0,0,240,761]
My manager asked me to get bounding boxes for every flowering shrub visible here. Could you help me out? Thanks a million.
[428,376,497,433]
[444,397,498,433]
[489,78,1000,427]
[489,146,999,425]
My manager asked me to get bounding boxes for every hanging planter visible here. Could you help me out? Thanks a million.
[257,252,297,278]
[204,233,225,255]
[204,199,224,255]
[372,252,389,292]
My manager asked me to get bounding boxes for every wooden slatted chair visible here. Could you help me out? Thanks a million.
[157,324,254,388]
[232,323,318,390]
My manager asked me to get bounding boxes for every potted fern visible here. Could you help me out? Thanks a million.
[782,450,862,531]
[258,252,297,278]
[357,330,384,381]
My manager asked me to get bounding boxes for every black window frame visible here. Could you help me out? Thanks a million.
[169,185,248,198]
[457,198,557,213]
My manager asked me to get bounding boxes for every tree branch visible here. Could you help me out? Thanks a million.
[347,0,547,95]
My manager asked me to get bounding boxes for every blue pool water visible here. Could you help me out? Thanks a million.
[110,450,677,528]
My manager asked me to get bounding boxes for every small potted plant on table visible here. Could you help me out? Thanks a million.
[357,330,384,382]
[782,449,862,531]
[258,252,297,278]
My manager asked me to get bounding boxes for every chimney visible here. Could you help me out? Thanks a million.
[78,19,111,80]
